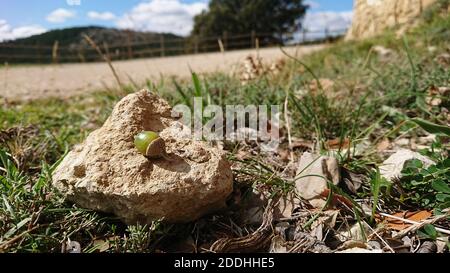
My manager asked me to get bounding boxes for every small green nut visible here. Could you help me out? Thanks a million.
[134,131,171,160]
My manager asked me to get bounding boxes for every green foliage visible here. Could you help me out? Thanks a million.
[192,0,308,41]
[400,157,450,211]
[410,118,450,136]
[417,224,439,240]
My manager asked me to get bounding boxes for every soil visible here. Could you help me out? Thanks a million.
[0,45,325,101]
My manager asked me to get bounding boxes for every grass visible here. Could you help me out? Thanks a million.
[1,2,450,253]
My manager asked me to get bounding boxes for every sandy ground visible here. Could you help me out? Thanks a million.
[0,45,325,101]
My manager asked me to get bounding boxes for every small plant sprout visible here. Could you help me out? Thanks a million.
[134,131,171,160]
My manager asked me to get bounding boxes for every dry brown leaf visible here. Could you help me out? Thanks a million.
[309,78,335,93]
[376,138,391,152]
[319,189,354,209]
[326,138,350,150]
[235,149,251,161]
[376,211,432,231]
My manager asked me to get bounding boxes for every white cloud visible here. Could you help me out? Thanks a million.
[303,11,353,32]
[87,11,116,21]
[305,1,321,9]
[116,0,207,36]
[0,19,47,42]
[46,8,76,23]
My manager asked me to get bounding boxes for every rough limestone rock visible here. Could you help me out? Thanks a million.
[295,153,340,208]
[52,90,233,224]
[347,0,437,40]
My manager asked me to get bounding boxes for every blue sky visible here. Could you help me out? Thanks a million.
[0,0,354,41]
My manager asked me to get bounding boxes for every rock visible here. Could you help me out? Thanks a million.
[347,0,437,40]
[379,149,435,181]
[416,241,437,253]
[337,222,371,242]
[295,153,340,208]
[52,90,233,224]
[372,46,395,60]
[368,240,382,250]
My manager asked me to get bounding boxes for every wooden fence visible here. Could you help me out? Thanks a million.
[0,28,348,64]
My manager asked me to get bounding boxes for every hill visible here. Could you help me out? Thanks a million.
[0,26,181,63]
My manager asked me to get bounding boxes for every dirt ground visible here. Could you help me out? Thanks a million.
[0,45,325,101]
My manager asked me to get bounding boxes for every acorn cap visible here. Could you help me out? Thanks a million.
[145,137,171,160]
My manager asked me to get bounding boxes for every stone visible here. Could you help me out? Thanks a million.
[372,46,395,61]
[295,153,340,208]
[347,0,437,40]
[52,90,233,224]
[337,222,371,242]
[380,149,435,181]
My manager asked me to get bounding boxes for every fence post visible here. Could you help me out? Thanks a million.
[78,51,86,63]
[302,29,307,43]
[37,43,42,64]
[52,40,59,64]
[160,35,165,57]
[218,39,225,53]
[126,30,133,59]
[194,35,199,54]
[222,31,228,50]
[251,30,256,48]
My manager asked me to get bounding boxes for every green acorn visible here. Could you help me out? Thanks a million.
[134,131,171,160]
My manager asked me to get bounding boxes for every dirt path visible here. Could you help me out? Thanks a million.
[0,45,325,101]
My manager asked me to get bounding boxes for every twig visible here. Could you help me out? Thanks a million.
[284,93,295,163]
[0,224,41,251]
[3,62,8,91]
[367,225,395,253]
[82,34,123,90]
[210,199,275,253]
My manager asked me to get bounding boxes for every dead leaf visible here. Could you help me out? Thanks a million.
[235,149,251,161]
[376,211,432,231]
[436,53,450,66]
[291,138,313,150]
[273,193,298,220]
[310,210,340,241]
[342,169,364,194]
[319,189,354,209]
[295,153,340,209]
[376,138,391,152]
[426,86,444,107]
[326,138,350,150]
[309,78,335,93]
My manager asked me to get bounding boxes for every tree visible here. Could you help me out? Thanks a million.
[191,0,308,43]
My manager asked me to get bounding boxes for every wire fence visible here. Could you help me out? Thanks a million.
[0,28,348,64]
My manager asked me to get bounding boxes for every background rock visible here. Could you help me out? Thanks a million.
[52,90,233,224]
[347,0,437,40]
